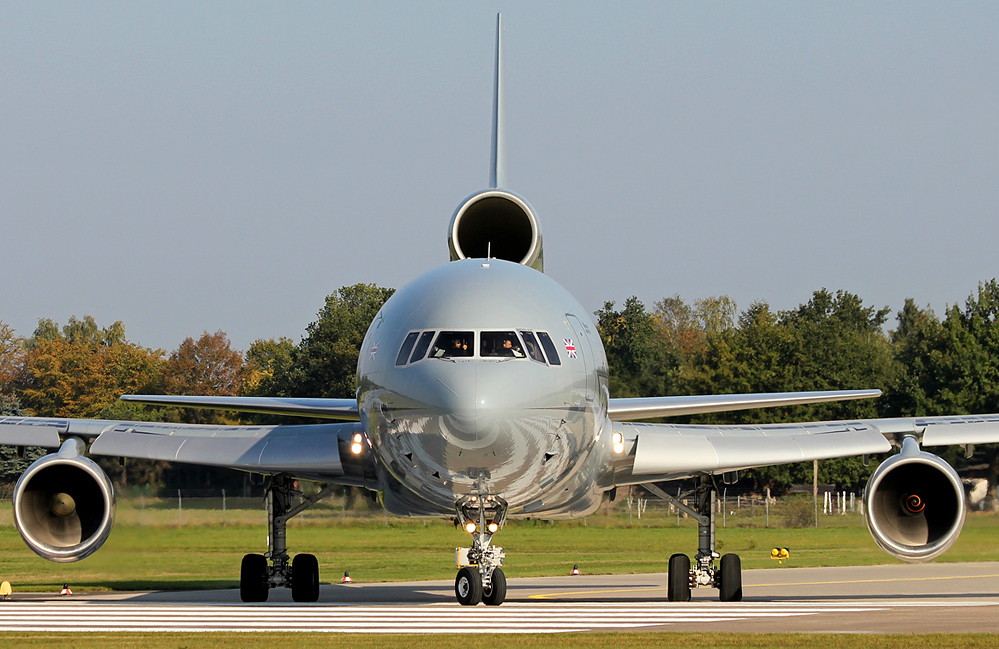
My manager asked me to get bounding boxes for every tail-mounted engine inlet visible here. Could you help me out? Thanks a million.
[448,189,543,271]
[864,437,966,562]
[13,438,115,563]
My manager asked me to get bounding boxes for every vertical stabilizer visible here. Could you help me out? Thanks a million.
[489,13,505,189]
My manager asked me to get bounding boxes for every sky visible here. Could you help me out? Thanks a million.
[1,2,997,353]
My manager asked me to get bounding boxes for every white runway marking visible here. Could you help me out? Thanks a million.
[0,601,976,633]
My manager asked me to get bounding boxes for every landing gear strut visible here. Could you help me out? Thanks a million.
[647,475,742,602]
[453,490,508,606]
[240,474,334,603]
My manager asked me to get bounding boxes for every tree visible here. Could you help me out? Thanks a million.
[596,297,673,398]
[241,337,295,396]
[18,317,164,418]
[0,321,25,394]
[271,284,395,399]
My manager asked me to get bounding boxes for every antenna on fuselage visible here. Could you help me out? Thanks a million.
[489,13,506,189]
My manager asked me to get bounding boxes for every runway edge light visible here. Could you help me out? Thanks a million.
[341,571,353,583]
[570,564,581,575]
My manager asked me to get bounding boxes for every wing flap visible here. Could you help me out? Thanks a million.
[0,418,63,448]
[88,422,355,475]
[620,420,892,478]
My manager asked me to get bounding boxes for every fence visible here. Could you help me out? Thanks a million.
[0,484,866,530]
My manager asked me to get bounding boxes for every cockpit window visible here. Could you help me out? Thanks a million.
[518,330,546,363]
[410,331,436,363]
[481,331,525,358]
[395,332,419,366]
[536,331,561,365]
[431,331,474,358]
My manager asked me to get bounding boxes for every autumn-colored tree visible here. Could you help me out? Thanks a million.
[161,330,243,424]
[19,317,165,418]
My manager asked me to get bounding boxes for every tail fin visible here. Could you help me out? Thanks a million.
[489,13,505,189]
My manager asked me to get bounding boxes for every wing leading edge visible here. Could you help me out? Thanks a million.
[119,395,360,420]
[608,389,881,421]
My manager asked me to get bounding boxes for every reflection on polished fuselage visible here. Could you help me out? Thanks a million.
[357,259,612,518]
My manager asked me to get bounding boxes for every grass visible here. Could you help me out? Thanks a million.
[2,495,999,591]
[0,633,997,648]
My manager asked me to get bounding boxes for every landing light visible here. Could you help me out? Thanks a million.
[351,433,364,455]
[465,522,477,534]
[612,431,625,455]
[487,522,499,534]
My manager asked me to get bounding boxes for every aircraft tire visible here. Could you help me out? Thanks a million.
[240,553,269,603]
[667,553,691,602]
[292,553,321,603]
[455,566,483,606]
[719,553,742,602]
[482,567,507,606]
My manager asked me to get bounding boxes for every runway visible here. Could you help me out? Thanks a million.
[2,562,999,634]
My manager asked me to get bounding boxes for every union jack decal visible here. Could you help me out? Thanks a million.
[369,341,379,359]
[564,338,577,358]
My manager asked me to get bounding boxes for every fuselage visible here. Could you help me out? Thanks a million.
[357,259,612,518]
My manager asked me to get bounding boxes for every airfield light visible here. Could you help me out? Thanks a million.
[465,522,477,534]
[487,522,499,534]
[612,432,625,455]
[351,433,364,455]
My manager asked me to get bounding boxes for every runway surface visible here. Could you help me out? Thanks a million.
[3,562,999,634]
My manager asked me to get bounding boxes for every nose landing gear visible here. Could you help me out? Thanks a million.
[453,492,508,606]
[647,475,743,602]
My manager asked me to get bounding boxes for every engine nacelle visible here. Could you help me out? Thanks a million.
[448,189,543,271]
[13,438,115,563]
[864,437,966,562]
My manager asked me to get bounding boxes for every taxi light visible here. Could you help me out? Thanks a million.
[487,522,499,534]
[612,431,625,455]
[465,522,477,534]
[351,433,364,455]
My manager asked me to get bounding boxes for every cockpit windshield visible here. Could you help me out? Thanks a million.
[430,331,474,358]
[480,331,525,358]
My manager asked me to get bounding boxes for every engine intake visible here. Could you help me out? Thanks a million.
[449,189,543,271]
[864,437,966,562]
[13,438,115,563]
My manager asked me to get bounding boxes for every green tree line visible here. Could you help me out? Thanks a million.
[3,280,999,496]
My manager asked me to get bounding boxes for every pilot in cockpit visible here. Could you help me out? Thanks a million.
[501,338,525,358]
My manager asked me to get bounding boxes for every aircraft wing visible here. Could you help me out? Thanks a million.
[0,416,365,482]
[612,413,999,485]
[608,389,881,420]
[119,395,360,420]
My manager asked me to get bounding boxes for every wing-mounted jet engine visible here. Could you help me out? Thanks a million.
[864,436,967,562]
[448,189,543,271]
[12,438,115,563]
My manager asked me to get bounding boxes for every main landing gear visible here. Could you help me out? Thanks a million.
[453,491,509,606]
[646,474,743,602]
[240,475,335,603]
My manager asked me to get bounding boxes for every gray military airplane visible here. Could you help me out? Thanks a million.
[3,15,999,606]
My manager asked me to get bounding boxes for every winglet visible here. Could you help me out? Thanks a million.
[489,13,505,188]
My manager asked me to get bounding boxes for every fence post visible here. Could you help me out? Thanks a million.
[723,488,727,528]
[178,489,182,527]
[765,487,770,527]
[222,488,226,526]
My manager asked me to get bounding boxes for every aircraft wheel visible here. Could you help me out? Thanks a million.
[482,567,507,606]
[667,553,691,602]
[719,553,742,602]
[455,566,483,606]
[292,553,321,603]
[240,553,269,603]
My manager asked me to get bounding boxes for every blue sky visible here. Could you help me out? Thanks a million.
[1,2,996,352]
